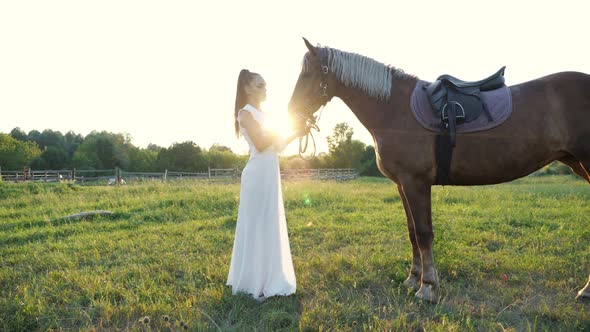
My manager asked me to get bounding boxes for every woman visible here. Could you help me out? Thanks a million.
[226,69,306,301]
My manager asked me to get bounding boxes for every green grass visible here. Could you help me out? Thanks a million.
[0,176,589,331]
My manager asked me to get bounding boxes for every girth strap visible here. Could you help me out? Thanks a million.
[447,101,458,147]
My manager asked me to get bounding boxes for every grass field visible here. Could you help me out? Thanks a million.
[0,176,589,331]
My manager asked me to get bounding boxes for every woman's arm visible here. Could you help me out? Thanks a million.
[272,129,308,152]
[240,112,307,152]
[239,112,273,151]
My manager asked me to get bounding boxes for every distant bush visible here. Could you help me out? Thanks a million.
[533,161,574,176]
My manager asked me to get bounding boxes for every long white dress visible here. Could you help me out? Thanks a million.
[226,104,296,299]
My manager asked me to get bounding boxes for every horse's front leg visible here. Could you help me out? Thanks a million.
[399,178,439,303]
[398,185,422,291]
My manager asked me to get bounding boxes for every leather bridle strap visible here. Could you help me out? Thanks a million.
[297,47,330,159]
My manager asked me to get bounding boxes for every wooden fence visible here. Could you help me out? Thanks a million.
[0,167,358,183]
[0,169,72,182]
[281,168,358,181]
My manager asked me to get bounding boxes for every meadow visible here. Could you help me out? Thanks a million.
[0,176,589,331]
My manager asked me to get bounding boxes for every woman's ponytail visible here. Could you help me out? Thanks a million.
[234,69,253,137]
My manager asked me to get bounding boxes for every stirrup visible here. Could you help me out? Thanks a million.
[441,102,466,123]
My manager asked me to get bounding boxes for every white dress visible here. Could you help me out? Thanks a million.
[226,104,296,299]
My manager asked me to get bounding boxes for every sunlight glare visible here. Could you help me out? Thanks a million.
[262,101,294,138]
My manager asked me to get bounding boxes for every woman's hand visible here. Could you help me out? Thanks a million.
[241,111,311,152]
[268,125,311,152]
[294,125,311,137]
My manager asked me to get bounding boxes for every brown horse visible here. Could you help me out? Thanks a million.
[288,38,590,303]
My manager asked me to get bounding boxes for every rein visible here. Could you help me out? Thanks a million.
[297,111,321,160]
[297,47,330,160]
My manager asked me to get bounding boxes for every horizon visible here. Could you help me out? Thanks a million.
[2,1,589,156]
[2,125,332,156]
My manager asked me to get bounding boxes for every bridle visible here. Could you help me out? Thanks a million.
[295,47,331,160]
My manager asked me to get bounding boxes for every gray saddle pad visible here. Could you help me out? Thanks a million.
[410,80,513,133]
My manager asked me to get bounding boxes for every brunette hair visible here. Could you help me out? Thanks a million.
[234,69,256,137]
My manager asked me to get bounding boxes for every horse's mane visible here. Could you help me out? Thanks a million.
[303,46,415,101]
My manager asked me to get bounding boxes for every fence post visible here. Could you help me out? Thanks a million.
[0,166,2,182]
[208,167,211,181]
[163,169,168,182]
[72,168,76,182]
[116,167,120,185]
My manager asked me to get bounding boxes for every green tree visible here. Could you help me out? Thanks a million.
[210,143,233,153]
[128,147,158,172]
[156,141,207,172]
[0,134,42,169]
[325,123,366,169]
[29,129,73,169]
[10,127,28,141]
[37,129,65,150]
[147,143,163,152]
[205,148,244,169]
[359,145,383,177]
[27,130,41,144]
[72,131,131,169]
[64,131,84,160]
[30,146,68,170]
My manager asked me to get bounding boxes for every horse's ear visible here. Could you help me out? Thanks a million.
[303,37,317,55]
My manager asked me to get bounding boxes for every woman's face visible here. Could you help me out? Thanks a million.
[245,74,267,103]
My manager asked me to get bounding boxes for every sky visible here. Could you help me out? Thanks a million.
[1,1,589,155]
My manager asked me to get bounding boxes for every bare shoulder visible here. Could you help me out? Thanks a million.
[239,110,262,128]
[239,111,257,129]
[238,109,255,122]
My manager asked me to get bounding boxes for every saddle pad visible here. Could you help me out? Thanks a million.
[410,80,513,133]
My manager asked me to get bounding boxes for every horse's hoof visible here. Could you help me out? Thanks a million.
[415,283,439,303]
[403,275,420,291]
[576,284,590,302]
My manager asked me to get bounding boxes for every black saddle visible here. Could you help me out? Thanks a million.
[424,66,506,146]
[437,66,506,90]
[423,66,507,185]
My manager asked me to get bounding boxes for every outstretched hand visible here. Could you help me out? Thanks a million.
[268,124,314,152]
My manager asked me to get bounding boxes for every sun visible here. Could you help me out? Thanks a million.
[262,101,294,138]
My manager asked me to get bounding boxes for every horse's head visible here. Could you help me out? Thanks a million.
[288,38,335,130]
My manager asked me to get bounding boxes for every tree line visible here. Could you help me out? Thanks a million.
[1,124,383,176]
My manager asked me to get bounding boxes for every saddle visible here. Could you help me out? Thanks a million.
[423,66,506,146]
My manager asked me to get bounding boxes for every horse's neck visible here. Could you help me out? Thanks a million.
[335,77,418,132]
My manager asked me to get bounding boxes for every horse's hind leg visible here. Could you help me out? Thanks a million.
[559,156,590,184]
[562,156,590,300]
[577,276,590,301]
[576,159,590,300]
[398,185,422,291]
